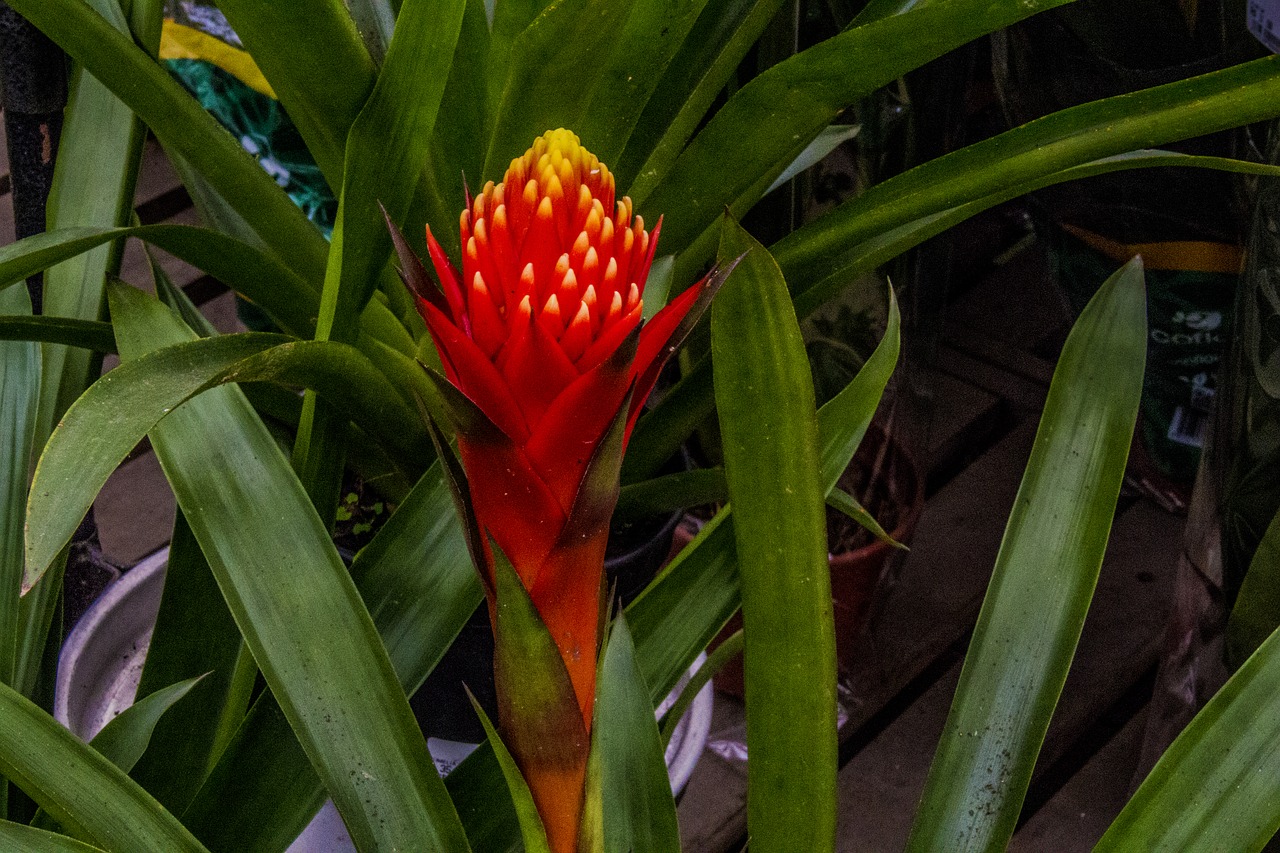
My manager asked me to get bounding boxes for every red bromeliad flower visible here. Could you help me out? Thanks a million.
[391,129,726,850]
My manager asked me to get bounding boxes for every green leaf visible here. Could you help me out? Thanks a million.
[90,676,205,774]
[615,0,787,193]
[764,123,860,195]
[638,0,1074,252]
[575,0,712,166]
[0,224,319,339]
[711,216,835,852]
[490,540,589,853]
[107,284,470,852]
[592,613,680,853]
[0,285,39,689]
[1228,504,1280,668]
[127,514,251,814]
[827,487,903,549]
[0,680,207,852]
[633,149,1266,482]
[192,0,375,189]
[317,0,466,336]
[1097,623,1280,851]
[905,258,1147,851]
[181,460,482,851]
[775,56,1280,300]
[26,333,429,590]
[615,467,727,519]
[0,316,115,353]
[38,0,154,443]
[659,628,741,750]
[296,0,466,515]
[5,0,329,284]
[0,822,107,852]
[626,283,899,703]
[482,0,635,178]
[470,696,552,853]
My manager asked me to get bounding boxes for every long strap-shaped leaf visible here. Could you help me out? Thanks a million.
[0,822,107,852]
[0,679,207,852]
[613,0,787,192]
[626,150,1280,484]
[179,461,482,851]
[211,0,375,189]
[1097,620,1280,851]
[905,258,1146,851]
[295,0,465,514]
[482,0,635,178]
[774,55,1280,295]
[629,276,899,705]
[106,283,470,852]
[25,333,433,589]
[1227,504,1280,667]
[711,217,835,852]
[37,0,157,442]
[573,0,710,166]
[0,285,38,689]
[5,0,329,285]
[636,0,1075,248]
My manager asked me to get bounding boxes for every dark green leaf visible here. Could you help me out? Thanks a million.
[0,285,39,689]
[90,676,205,774]
[128,514,251,814]
[0,821,107,852]
[1227,505,1280,667]
[483,0,635,178]
[108,284,469,852]
[1097,623,1280,851]
[776,57,1280,300]
[182,460,481,851]
[26,333,428,590]
[0,316,115,353]
[470,696,552,853]
[637,0,1075,253]
[207,0,375,187]
[906,258,1147,851]
[711,216,835,852]
[615,0,787,192]
[593,613,680,853]
[0,680,207,852]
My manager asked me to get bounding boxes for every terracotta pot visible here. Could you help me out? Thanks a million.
[675,425,925,697]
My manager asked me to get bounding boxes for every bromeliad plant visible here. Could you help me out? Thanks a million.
[398,129,730,849]
[5,1,1280,851]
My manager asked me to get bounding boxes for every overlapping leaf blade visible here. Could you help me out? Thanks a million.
[711,217,835,852]
[906,259,1147,851]
[107,283,469,852]
[0,680,207,853]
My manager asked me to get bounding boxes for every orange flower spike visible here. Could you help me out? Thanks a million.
[401,128,734,853]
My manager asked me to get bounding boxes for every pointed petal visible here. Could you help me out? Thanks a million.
[419,297,530,441]
[385,207,453,321]
[425,224,468,326]
[575,303,642,375]
[525,329,636,513]
[500,306,579,432]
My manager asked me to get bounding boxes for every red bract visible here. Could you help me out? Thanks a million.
[406,129,717,733]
